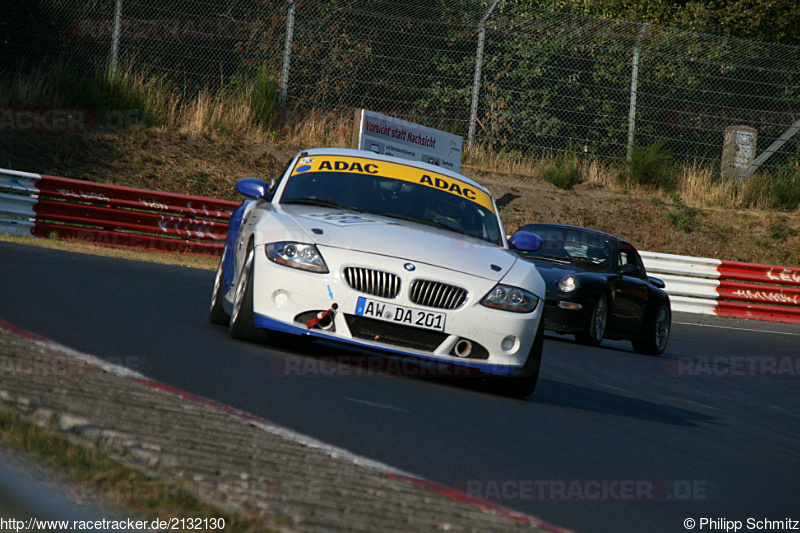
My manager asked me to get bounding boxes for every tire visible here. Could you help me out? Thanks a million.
[575,293,608,346]
[208,246,230,325]
[491,319,545,399]
[632,301,671,355]
[228,244,266,343]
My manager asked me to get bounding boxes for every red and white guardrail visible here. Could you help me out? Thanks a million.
[1,168,798,323]
[0,168,239,254]
[641,251,800,324]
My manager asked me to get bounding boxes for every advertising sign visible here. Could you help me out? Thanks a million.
[352,109,463,172]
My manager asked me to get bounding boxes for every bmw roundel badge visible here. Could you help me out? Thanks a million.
[404,263,416,271]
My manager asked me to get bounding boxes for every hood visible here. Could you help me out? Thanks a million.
[278,206,517,281]
[523,257,597,283]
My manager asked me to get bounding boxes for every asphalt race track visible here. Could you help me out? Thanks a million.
[1,241,798,533]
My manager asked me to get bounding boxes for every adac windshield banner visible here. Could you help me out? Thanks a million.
[291,155,493,212]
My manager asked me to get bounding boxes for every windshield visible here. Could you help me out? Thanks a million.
[519,224,616,270]
[279,155,503,245]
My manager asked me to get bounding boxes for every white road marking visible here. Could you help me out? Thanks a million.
[673,321,800,337]
[346,397,409,413]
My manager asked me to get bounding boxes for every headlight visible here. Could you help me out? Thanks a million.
[481,284,540,313]
[265,242,328,273]
[558,275,579,292]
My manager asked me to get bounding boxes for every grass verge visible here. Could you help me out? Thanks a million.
[0,409,263,531]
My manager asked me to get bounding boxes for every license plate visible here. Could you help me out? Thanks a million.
[355,297,446,332]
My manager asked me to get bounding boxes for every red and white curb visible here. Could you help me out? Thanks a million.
[0,318,572,533]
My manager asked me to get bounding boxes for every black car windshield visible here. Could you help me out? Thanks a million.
[520,225,616,270]
[280,159,503,245]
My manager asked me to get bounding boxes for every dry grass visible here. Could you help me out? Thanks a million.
[5,65,792,214]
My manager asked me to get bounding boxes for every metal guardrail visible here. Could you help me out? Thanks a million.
[0,168,239,254]
[641,251,800,324]
[1,168,798,323]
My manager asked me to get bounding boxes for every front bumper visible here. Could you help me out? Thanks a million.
[543,295,595,334]
[245,244,543,376]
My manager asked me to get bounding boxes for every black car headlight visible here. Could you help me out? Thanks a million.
[265,242,328,273]
[558,275,580,292]
[481,284,540,313]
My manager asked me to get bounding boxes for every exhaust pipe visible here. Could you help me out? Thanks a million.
[317,312,335,330]
[454,339,472,358]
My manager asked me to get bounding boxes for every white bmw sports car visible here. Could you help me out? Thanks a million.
[209,148,547,396]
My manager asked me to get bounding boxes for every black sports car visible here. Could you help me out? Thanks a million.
[512,223,671,354]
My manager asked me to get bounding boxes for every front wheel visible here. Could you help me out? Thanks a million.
[632,301,671,355]
[575,293,608,346]
[228,244,266,343]
[209,245,230,325]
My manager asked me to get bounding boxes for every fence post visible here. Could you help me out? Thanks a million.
[737,117,800,181]
[280,0,297,110]
[109,0,123,76]
[467,0,500,152]
[626,22,649,161]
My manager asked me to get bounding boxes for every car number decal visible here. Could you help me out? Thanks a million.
[355,297,446,332]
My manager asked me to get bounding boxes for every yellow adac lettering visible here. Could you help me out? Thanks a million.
[448,182,462,195]
[334,161,349,170]
[434,178,449,189]
[364,164,378,174]
[319,160,333,170]
[463,188,476,200]
[350,162,364,173]
[420,175,434,186]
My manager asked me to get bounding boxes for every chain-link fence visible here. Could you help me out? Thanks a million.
[4,0,800,178]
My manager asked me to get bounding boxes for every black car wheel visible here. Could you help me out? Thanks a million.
[632,301,671,355]
[209,245,230,325]
[575,293,608,346]
[229,244,266,342]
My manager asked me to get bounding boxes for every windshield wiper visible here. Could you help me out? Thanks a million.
[283,198,364,212]
[529,253,569,264]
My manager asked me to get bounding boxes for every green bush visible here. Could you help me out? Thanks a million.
[541,152,583,190]
[620,139,676,190]
[740,171,800,210]
[664,193,701,232]
[250,65,280,129]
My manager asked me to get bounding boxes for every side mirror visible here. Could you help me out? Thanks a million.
[509,230,543,252]
[648,276,666,289]
[619,263,642,277]
[235,178,268,199]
